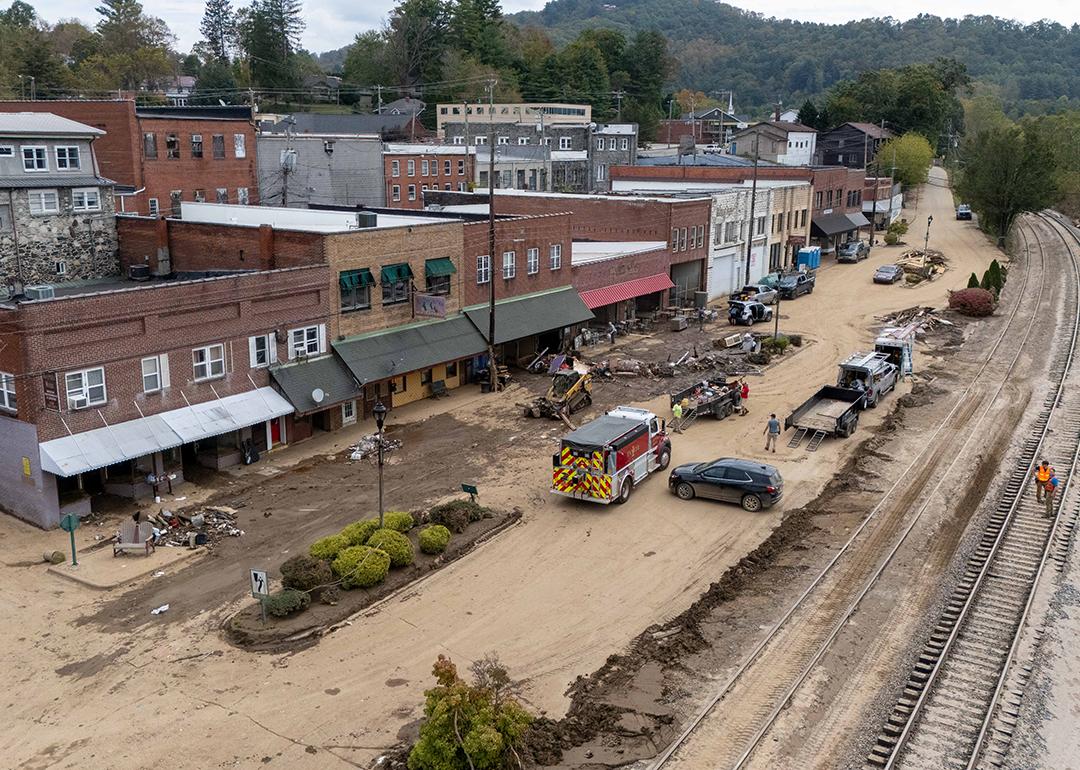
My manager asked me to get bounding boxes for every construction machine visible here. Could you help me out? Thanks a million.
[520,370,594,421]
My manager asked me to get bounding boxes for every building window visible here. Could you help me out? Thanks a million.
[458,181,466,191]
[620,137,629,151]
[756,215,766,235]
[0,146,12,157]
[22,146,47,171]
[444,183,451,191]
[801,208,808,227]
[249,333,276,367]
[342,400,357,424]
[212,134,225,159]
[671,227,679,250]
[391,159,400,177]
[0,372,16,412]
[381,277,410,305]
[341,269,374,311]
[608,138,617,150]
[216,188,228,203]
[65,367,106,409]
[477,254,490,284]
[143,133,157,159]
[543,137,551,146]
[407,159,415,175]
[596,163,607,182]
[527,247,539,275]
[289,326,324,358]
[72,187,101,212]
[28,189,59,215]
[475,136,487,145]
[679,227,687,251]
[457,159,465,175]
[444,159,451,174]
[446,361,458,378]
[497,136,509,145]
[191,134,203,157]
[502,251,516,279]
[391,185,401,202]
[421,159,429,176]
[421,184,428,192]
[194,189,206,202]
[550,243,562,269]
[237,187,249,205]
[421,368,433,385]
[166,133,180,159]
[698,224,705,248]
[453,136,464,145]
[234,134,246,158]
[55,260,66,275]
[55,146,81,170]
[724,221,738,243]
[148,197,159,216]
[408,185,416,201]
[596,138,604,150]
[192,344,226,381]
[815,191,823,208]
[141,355,164,392]
[559,136,572,150]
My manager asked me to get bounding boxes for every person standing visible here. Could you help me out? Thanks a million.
[740,380,750,415]
[764,413,781,452]
[1044,473,1060,517]
[608,321,618,345]
[1034,460,1054,503]
[672,400,684,433]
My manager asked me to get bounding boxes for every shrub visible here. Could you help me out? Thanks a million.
[988,259,1004,291]
[949,288,995,317]
[341,518,379,546]
[332,545,390,589]
[884,231,899,245]
[280,554,333,593]
[382,511,415,533]
[887,219,909,236]
[419,524,452,554]
[980,270,992,290]
[967,272,980,289]
[367,528,415,567]
[760,335,790,355]
[264,588,310,617]
[787,333,803,347]
[319,586,340,605]
[428,500,487,533]
[309,533,350,561]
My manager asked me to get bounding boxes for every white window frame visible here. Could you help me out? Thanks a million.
[458,181,466,192]
[527,247,539,275]
[408,184,416,201]
[559,137,572,150]
[72,187,101,212]
[148,198,159,216]
[474,136,487,146]
[65,367,106,409]
[192,344,226,381]
[28,189,59,215]
[502,250,516,279]
[141,354,170,393]
[497,136,509,145]
[595,138,604,150]
[620,137,629,151]
[518,137,530,145]
[477,254,491,284]
[457,159,466,175]
[549,243,562,270]
[0,371,16,412]
[407,159,415,175]
[608,138,617,150]
[22,146,47,172]
[444,159,451,175]
[248,333,277,368]
[288,325,325,359]
[391,184,400,202]
[452,136,464,145]
[422,159,429,175]
[234,133,246,158]
[596,163,606,182]
[55,146,81,170]
[237,187,250,205]
[0,146,13,158]
[341,400,357,425]
[391,159,400,177]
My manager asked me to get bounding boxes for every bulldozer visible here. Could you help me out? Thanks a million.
[520,370,594,421]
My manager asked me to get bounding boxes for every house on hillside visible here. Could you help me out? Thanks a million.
[817,122,895,168]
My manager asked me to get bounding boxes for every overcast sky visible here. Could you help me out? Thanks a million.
[27,0,1080,53]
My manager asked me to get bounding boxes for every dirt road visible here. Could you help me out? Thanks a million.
[0,167,1000,769]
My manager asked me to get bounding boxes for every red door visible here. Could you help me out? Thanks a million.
[270,418,281,446]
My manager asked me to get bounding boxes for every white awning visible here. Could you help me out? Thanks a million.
[39,387,293,477]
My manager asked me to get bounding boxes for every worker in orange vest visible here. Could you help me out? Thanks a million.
[1034,460,1054,503]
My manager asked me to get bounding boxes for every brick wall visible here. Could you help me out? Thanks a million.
[611,165,814,185]
[571,246,670,293]
[384,152,474,209]
[461,213,572,306]
[10,265,330,442]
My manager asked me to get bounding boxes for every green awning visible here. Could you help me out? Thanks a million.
[339,268,375,290]
[425,257,457,278]
[380,263,414,284]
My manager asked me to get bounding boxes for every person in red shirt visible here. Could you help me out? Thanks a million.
[739,380,750,415]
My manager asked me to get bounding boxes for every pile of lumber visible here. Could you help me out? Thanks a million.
[875,306,952,332]
[896,249,947,280]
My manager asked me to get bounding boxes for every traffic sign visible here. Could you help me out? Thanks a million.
[249,568,269,598]
[60,513,79,567]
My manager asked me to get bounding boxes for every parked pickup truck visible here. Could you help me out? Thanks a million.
[785,386,864,450]
[777,271,815,299]
[836,351,899,408]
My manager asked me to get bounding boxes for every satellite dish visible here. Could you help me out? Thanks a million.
[311,388,325,404]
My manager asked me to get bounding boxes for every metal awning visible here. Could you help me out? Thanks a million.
[846,212,871,228]
[339,268,375,289]
[579,273,675,310]
[463,287,594,345]
[812,212,864,237]
[425,257,457,278]
[380,263,414,284]
[38,387,294,477]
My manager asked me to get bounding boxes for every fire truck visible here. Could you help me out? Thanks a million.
[551,406,672,504]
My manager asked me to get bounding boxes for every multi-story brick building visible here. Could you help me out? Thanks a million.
[383,144,475,208]
[0,113,118,287]
[0,101,258,215]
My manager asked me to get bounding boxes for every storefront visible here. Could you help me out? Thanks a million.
[579,273,675,323]
[462,286,594,366]
[811,212,871,255]
[270,354,364,437]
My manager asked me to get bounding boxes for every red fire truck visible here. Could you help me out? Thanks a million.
[551,406,672,504]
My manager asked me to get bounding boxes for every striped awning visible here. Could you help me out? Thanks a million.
[579,273,675,310]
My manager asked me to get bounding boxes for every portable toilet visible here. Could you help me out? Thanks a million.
[797,246,821,270]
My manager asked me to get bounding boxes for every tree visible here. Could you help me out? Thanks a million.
[200,0,234,61]
[383,0,448,87]
[192,56,237,102]
[15,28,71,97]
[967,272,980,288]
[342,30,391,89]
[673,89,715,116]
[95,0,172,54]
[874,133,935,188]
[0,0,36,27]
[797,99,818,129]
[241,0,305,90]
[450,0,507,68]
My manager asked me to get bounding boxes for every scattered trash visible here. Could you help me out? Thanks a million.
[151,604,170,615]
[876,306,950,332]
[43,550,65,564]
[152,570,165,577]
[347,433,403,461]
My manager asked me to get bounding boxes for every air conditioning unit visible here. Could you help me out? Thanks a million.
[24,285,55,301]
[128,264,151,281]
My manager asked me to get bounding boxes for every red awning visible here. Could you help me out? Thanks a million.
[579,273,676,310]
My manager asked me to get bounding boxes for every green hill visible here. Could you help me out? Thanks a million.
[508,0,1080,115]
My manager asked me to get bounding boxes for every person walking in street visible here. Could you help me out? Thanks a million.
[739,379,750,415]
[764,413,781,452]
[1034,460,1055,503]
[1044,473,1060,517]
[672,400,684,433]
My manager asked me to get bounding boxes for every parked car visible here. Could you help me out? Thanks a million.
[669,458,784,511]
[956,204,972,220]
[837,240,869,263]
[874,264,904,284]
[738,283,778,305]
[727,299,773,326]
[777,272,815,299]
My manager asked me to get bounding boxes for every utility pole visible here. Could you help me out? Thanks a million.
[375,85,383,114]
[485,78,498,394]
[868,118,883,249]
[744,133,760,286]
[612,90,625,122]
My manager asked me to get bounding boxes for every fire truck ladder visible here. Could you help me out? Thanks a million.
[787,427,808,448]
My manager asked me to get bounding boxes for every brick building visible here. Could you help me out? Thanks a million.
[0,101,258,216]
[383,144,475,208]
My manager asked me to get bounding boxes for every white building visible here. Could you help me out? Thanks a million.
[730,121,817,167]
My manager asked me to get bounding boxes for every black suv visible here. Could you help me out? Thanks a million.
[777,272,815,299]
[669,458,784,511]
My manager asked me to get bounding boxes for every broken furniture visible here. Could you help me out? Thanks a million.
[113,520,156,557]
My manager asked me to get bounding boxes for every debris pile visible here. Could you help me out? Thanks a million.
[347,433,403,461]
[143,505,245,548]
[597,349,761,379]
[896,249,947,282]
[875,306,953,332]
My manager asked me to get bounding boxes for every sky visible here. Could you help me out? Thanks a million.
[25,0,1080,54]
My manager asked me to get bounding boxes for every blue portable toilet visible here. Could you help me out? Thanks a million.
[797,246,821,270]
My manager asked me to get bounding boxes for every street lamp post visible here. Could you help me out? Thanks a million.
[373,400,388,529]
[924,214,934,254]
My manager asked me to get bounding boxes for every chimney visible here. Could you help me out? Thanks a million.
[259,224,276,268]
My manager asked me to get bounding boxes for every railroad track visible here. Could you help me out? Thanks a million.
[865,212,1080,770]
[650,213,1067,770]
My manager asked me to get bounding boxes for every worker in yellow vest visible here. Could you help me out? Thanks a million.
[1034,460,1055,503]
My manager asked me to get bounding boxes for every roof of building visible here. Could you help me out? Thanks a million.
[635,153,767,168]
[0,112,104,138]
[549,150,587,162]
[382,97,425,115]
[473,188,713,204]
[263,112,418,136]
[736,120,817,135]
[834,122,895,140]
[384,143,474,156]
[476,145,550,162]
[463,286,593,345]
[579,273,675,310]
[571,241,668,266]
[135,105,253,121]
[177,201,453,232]
[595,123,638,135]
[270,355,362,415]
[0,173,114,189]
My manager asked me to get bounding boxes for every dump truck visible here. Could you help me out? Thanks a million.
[520,370,593,420]
[669,376,739,428]
[551,406,672,504]
[785,386,864,451]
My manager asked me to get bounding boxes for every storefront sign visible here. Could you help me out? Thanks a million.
[42,373,60,411]
[414,292,447,318]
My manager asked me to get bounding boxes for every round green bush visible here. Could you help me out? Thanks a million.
[280,554,333,593]
[341,518,379,546]
[309,533,350,561]
[884,231,899,246]
[367,528,414,567]
[332,545,390,589]
[264,588,310,617]
[382,511,415,532]
[419,525,451,554]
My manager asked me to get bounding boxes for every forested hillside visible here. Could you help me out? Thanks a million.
[508,0,1080,115]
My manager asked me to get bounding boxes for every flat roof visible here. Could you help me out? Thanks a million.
[384,143,474,155]
[178,202,455,233]
[572,241,667,265]
[473,188,712,204]
[0,112,104,137]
